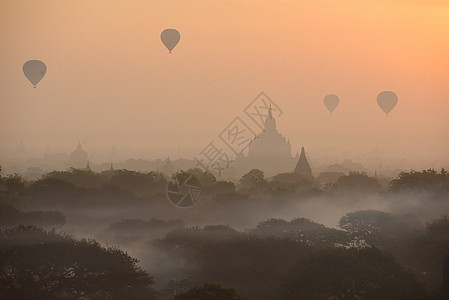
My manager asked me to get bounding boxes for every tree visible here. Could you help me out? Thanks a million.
[338,210,417,248]
[403,215,449,288]
[316,171,345,186]
[251,217,348,247]
[3,174,26,199]
[23,176,144,207]
[426,215,449,241]
[269,172,315,195]
[282,247,427,300]
[102,218,184,244]
[174,284,246,300]
[154,226,311,300]
[389,169,449,199]
[46,169,168,198]
[330,172,382,193]
[156,225,243,249]
[47,169,104,189]
[0,166,4,200]
[209,181,236,195]
[0,226,156,300]
[187,168,217,188]
[238,169,267,193]
[0,204,65,227]
[107,170,167,196]
[431,252,449,299]
[23,177,80,206]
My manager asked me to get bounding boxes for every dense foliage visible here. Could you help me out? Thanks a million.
[0,226,156,300]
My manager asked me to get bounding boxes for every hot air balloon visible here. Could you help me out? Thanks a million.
[161,29,180,53]
[323,94,339,115]
[23,60,47,88]
[377,91,398,116]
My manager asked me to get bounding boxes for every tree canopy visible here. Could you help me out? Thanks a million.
[0,226,156,300]
[282,247,427,300]
[174,284,246,300]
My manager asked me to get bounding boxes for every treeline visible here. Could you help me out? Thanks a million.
[0,204,65,227]
[0,168,168,208]
[1,167,448,208]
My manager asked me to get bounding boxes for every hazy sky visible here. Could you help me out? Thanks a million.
[1,0,448,161]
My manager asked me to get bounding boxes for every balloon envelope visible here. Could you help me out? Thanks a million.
[377,91,398,116]
[161,29,180,53]
[23,60,47,87]
[323,94,339,115]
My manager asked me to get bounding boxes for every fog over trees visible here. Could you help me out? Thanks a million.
[0,166,448,299]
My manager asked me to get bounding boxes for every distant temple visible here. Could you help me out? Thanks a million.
[232,105,310,177]
[69,142,88,169]
[294,147,313,179]
[85,160,91,171]
[247,106,292,161]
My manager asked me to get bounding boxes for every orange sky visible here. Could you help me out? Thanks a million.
[1,0,448,163]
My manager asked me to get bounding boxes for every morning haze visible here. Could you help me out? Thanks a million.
[1,0,448,164]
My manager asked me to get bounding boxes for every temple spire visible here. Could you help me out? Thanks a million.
[294,146,313,178]
[264,103,276,131]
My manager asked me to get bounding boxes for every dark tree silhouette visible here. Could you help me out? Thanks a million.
[101,218,184,244]
[339,210,417,248]
[269,172,316,195]
[282,247,427,300]
[47,168,104,189]
[316,171,345,186]
[404,215,449,289]
[251,217,348,247]
[238,169,267,193]
[174,284,246,300]
[47,168,167,197]
[0,226,156,300]
[2,173,26,199]
[209,180,236,195]
[0,204,65,227]
[431,251,449,299]
[154,225,313,299]
[389,169,449,198]
[330,171,382,193]
[107,169,167,196]
[23,177,80,206]
[186,168,217,188]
